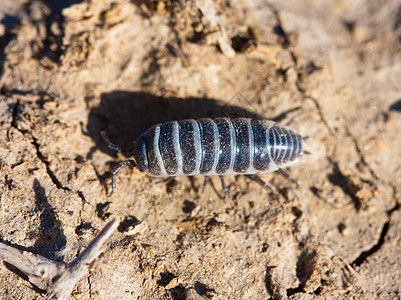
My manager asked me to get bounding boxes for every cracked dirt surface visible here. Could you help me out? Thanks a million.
[0,0,400,299]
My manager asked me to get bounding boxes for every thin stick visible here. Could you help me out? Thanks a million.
[0,243,63,291]
[0,218,119,300]
[50,218,119,299]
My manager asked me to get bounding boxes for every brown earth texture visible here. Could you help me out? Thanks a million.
[0,0,401,299]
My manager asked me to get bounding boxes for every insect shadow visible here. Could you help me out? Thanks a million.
[85,90,301,195]
[86,90,299,159]
[86,91,267,159]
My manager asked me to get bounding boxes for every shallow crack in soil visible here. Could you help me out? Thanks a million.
[305,96,335,136]
[10,97,89,206]
[352,189,400,267]
[352,220,390,267]
[30,134,68,191]
[268,4,335,137]
[88,270,93,298]
[31,135,89,206]
[266,5,399,296]
[343,123,378,180]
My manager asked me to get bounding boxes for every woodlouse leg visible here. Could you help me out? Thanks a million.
[201,176,210,193]
[285,116,297,126]
[156,177,175,184]
[277,168,299,186]
[285,111,304,126]
[101,131,136,154]
[110,160,136,195]
[248,174,277,194]
[219,176,228,199]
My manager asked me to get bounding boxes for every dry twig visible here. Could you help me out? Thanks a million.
[0,218,119,300]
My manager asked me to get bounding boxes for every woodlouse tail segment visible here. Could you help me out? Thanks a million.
[300,135,311,156]
[110,160,136,196]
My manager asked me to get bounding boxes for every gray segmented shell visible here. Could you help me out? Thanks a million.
[132,118,305,178]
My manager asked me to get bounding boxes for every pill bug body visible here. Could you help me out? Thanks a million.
[131,118,305,178]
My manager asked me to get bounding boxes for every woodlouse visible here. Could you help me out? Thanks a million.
[102,118,308,195]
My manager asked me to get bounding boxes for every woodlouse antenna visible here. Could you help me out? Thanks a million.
[101,131,138,195]
[101,131,136,154]
[110,160,136,196]
[101,131,122,152]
